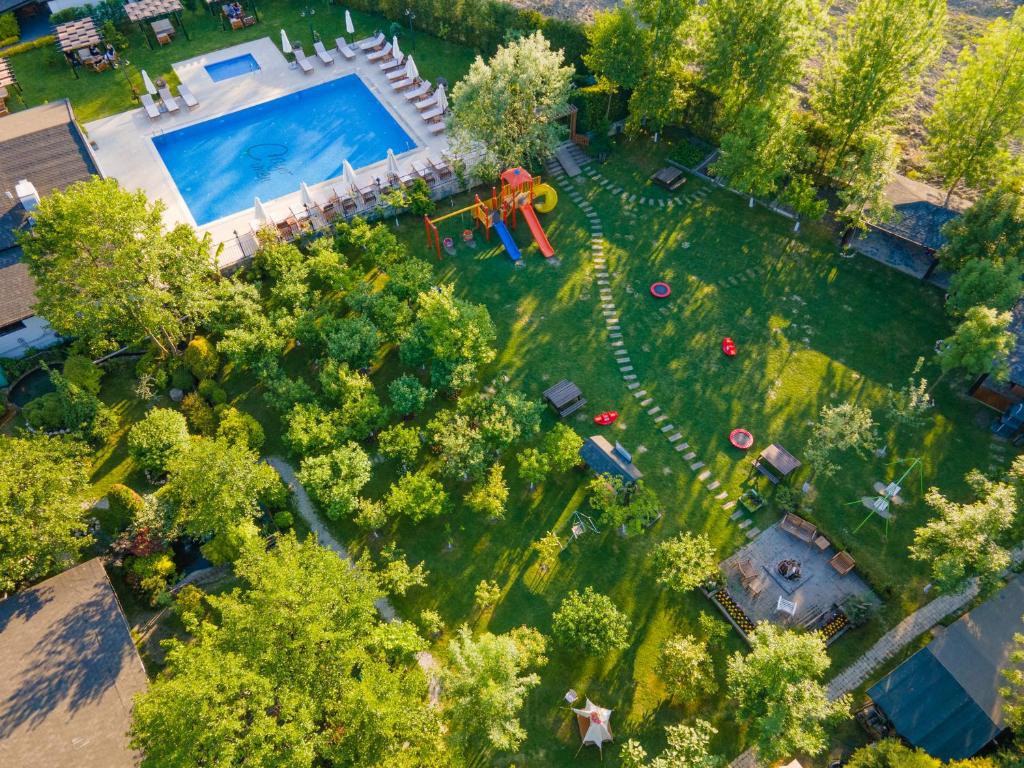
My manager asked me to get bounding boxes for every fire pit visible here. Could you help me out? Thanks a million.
[777,559,802,580]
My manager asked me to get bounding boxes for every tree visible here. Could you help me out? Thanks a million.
[621,720,726,768]
[377,423,421,468]
[936,305,1015,386]
[726,623,850,762]
[183,336,220,380]
[532,532,563,573]
[444,625,547,751]
[284,402,345,458]
[1002,630,1024,734]
[466,462,509,520]
[388,374,431,417]
[803,401,878,479]
[130,534,450,767]
[552,586,631,653]
[938,179,1024,271]
[543,423,584,472]
[909,470,1017,592]
[370,543,429,598]
[884,357,933,427]
[587,473,624,516]
[517,447,549,491]
[845,740,941,768]
[216,407,265,453]
[127,407,190,474]
[384,470,449,523]
[317,361,386,441]
[713,98,796,202]
[297,442,372,520]
[322,315,380,369]
[652,532,719,592]
[658,634,717,701]
[811,0,946,175]
[0,436,90,593]
[946,257,1024,316]
[20,178,216,357]
[474,579,502,612]
[584,8,645,117]
[163,438,279,542]
[925,7,1024,203]
[448,31,574,177]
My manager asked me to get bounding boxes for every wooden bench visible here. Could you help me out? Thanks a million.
[779,512,816,543]
[830,551,856,576]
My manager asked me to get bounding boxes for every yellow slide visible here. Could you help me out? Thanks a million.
[532,183,558,213]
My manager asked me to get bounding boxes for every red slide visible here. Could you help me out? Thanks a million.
[520,202,555,258]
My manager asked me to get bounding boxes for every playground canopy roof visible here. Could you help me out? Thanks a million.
[580,436,642,483]
[868,576,1024,760]
[124,0,184,22]
[500,166,533,188]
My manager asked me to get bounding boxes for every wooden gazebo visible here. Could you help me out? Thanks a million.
[124,0,190,48]
[543,379,587,418]
[0,57,19,115]
[751,443,801,485]
[54,18,101,79]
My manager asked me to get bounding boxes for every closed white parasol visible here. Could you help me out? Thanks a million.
[280,29,292,54]
[403,55,418,81]
[344,9,354,35]
[140,69,157,95]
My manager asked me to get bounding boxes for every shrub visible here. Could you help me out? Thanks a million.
[180,392,216,436]
[273,510,294,530]
[197,379,228,405]
[259,477,291,512]
[571,83,628,134]
[184,337,220,380]
[407,177,436,216]
[652,532,719,593]
[100,19,127,50]
[388,374,430,416]
[0,34,54,58]
[0,12,19,41]
[107,483,146,525]
[63,354,103,395]
[216,407,265,452]
[21,392,65,431]
[136,348,170,390]
[174,583,207,632]
[170,365,195,392]
[418,608,444,637]
[126,552,176,606]
[127,407,190,472]
[552,586,631,653]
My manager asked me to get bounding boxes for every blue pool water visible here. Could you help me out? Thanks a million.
[205,53,260,82]
[153,75,415,225]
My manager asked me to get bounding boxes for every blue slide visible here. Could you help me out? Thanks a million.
[492,215,522,263]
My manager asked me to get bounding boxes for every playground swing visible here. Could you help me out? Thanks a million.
[845,457,923,536]
[570,510,600,540]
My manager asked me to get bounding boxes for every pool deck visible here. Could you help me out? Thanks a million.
[85,37,451,268]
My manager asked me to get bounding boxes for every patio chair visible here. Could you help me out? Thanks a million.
[829,551,856,576]
[313,40,334,65]
[386,65,408,82]
[744,577,765,598]
[139,93,161,119]
[292,45,314,73]
[428,154,453,181]
[367,42,392,63]
[358,32,385,51]
[411,159,434,181]
[736,558,757,584]
[379,51,404,72]
[158,86,180,113]
[404,80,431,101]
[177,83,199,109]
[335,37,357,59]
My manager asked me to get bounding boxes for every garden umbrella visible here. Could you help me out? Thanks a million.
[253,197,271,225]
[392,36,401,62]
[434,83,448,112]
[404,55,418,81]
[344,10,354,35]
[386,148,400,179]
[140,69,157,95]
[300,182,315,207]
[280,29,292,54]
[342,160,360,195]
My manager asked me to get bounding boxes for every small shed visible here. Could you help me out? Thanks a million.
[752,443,801,484]
[543,379,586,418]
[579,436,642,483]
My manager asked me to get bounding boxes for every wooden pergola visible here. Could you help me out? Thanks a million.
[124,0,190,48]
[0,57,20,94]
[54,17,101,79]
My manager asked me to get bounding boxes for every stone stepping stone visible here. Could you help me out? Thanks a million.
[607,324,621,330]
[683,451,697,460]
[723,500,737,510]
[598,280,610,285]
[627,382,641,389]
[707,480,720,490]
[654,414,668,423]
[640,397,653,406]
[660,425,674,432]
[623,374,637,380]
[697,469,711,481]
[730,509,744,521]
[647,406,660,414]
[603,311,616,317]
[746,527,761,539]
[603,303,616,309]
[659,200,666,207]
[620,365,634,372]
[715,491,729,500]
[609,333,623,339]
[738,519,752,529]
[611,340,624,347]
[617,358,632,365]
[668,434,683,442]
[675,444,689,452]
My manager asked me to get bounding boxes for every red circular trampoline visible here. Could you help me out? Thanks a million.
[650,282,671,298]
[729,428,754,450]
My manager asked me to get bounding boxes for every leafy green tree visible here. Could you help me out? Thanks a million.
[384,258,435,303]
[297,442,372,520]
[369,543,430,598]
[444,625,547,752]
[353,497,388,531]
[335,217,406,271]
[62,353,104,395]
[517,447,549,491]
[215,407,265,453]
[20,178,216,357]
[833,129,900,231]
[584,8,646,117]
[936,305,1015,387]
[474,579,502,611]
[127,407,190,473]
[910,469,1018,592]
[659,635,717,701]
[466,462,509,520]
[284,402,344,458]
[130,534,450,767]
[727,623,850,762]
[183,336,220,380]
[803,401,878,479]
[551,586,631,653]
[0,436,90,593]
[401,285,496,393]
[377,423,421,468]
[713,98,795,202]
[621,720,725,768]
[449,31,574,176]
[322,315,380,369]
[180,392,216,437]
[532,531,563,573]
[884,357,933,427]
[587,473,624,516]
[318,361,387,441]
[384,470,449,522]
[925,7,1024,203]
[543,423,584,472]
[652,532,719,592]
[939,179,1024,271]
[609,480,662,535]
[811,0,946,174]
[844,740,941,768]
[947,257,1024,316]
[429,411,489,480]
[164,438,278,542]
[388,374,431,417]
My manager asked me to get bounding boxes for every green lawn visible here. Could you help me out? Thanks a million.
[7,1,476,123]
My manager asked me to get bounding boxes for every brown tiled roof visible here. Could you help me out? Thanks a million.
[0,558,148,768]
[0,260,37,327]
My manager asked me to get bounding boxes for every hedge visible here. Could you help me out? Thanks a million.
[1,35,55,58]
[0,12,18,42]
[571,84,628,134]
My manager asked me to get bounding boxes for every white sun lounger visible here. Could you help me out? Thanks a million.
[335,37,357,59]
[411,159,433,179]
[293,46,314,73]
[386,66,407,82]
[428,121,446,135]
[390,77,414,91]
[367,42,391,62]
[158,86,179,113]
[416,97,439,111]
[380,52,403,71]
[177,83,198,109]
[140,93,161,119]
[404,81,431,100]
[359,32,384,51]
[314,40,334,65]
[421,105,444,121]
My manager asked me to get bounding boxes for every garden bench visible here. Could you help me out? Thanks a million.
[779,512,816,543]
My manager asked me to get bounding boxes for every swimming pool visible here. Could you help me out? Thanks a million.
[205,53,260,82]
[152,75,415,225]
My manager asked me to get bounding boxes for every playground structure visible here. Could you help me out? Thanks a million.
[423,167,557,262]
[846,457,923,535]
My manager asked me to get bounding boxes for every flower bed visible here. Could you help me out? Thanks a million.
[816,609,850,646]
[709,588,755,641]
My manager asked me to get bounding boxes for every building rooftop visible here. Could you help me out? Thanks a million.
[0,260,38,327]
[579,435,642,483]
[0,558,148,768]
[870,174,968,253]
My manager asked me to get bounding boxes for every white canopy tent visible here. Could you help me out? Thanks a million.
[572,699,613,756]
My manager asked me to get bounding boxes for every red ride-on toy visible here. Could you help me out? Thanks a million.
[722,337,737,356]
[594,411,619,426]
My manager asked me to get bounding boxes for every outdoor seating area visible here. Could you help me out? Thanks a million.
[54,18,111,77]
[714,521,878,644]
